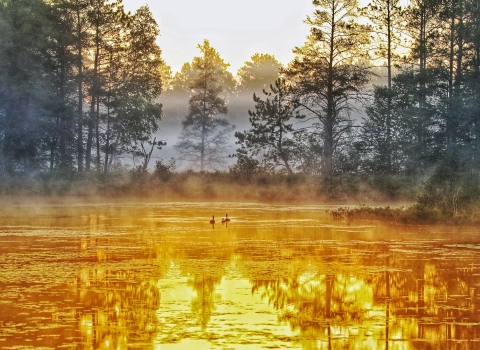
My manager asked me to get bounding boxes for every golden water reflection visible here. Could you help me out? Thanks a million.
[0,203,480,349]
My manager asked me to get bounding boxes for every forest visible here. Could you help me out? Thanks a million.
[0,0,479,222]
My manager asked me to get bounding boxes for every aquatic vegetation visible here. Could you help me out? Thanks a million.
[328,203,480,225]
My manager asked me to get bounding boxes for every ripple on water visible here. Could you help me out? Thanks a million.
[1,202,480,349]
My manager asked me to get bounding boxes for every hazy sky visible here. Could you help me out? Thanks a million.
[122,0,314,74]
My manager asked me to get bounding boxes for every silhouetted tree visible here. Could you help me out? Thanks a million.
[235,78,297,174]
[174,40,234,171]
[284,0,372,175]
[44,0,79,171]
[103,5,164,172]
[172,55,235,95]
[236,53,282,93]
[66,0,90,172]
[362,0,404,172]
[0,0,52,173]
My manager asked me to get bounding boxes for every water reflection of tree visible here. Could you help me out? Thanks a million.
[189,274,222,331]
[175,244,231,331]
[238,239,480,349]
[73,267,161,349]
[148,230,235,332]
[252,268,375,349]
[366,244,480,348]
[71,235,167,349]
[238,242,371,350]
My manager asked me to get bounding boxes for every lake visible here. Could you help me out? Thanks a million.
[0,202,479,349]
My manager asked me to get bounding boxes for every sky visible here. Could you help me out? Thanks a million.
[122,0,314,74]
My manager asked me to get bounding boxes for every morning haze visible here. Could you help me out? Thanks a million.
[0,0,480,347]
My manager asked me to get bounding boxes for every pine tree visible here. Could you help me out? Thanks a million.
[235,78,297,174]
[284,0,372,175]
[0,0,52,173]
[236,53,282,93]
[361,0,404,173]
[84,0,127,171]
[45,0,78,171]
[107,5,164,171]
[174,40,234,171]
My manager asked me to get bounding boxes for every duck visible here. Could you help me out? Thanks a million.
[221,217,226,223]
[225,214,230,222]
[209,215,215,224]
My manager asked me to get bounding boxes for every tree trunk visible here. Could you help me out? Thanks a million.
[3,103,15,169]
[50,138,56,171]
[475,0,480,160]
[454,0,464,95]
[201,121,205,172]
[448,3,456,149]
[324,121,334,175]
[95,98,101,171]
[417,1,428,169]
[59,54,67,171]
[108,140,117,171]
[476,7,480,160]
[104,97,110,172]
[86,119,93,171]
[386,0,393,173]
[323,9,336,176]
[87,24,100,171]
[278,127,293,175]
[76,3,84,172]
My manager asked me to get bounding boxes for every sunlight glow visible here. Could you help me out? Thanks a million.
[121,0,314,73]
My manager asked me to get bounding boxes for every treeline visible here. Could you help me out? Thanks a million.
[0,0,164,174]
[236,0,480,179]
[1,0,480,216]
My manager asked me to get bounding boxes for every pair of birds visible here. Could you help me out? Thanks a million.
[210,214,230,224]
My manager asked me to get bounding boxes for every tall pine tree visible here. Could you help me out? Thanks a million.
[174,40,234,171]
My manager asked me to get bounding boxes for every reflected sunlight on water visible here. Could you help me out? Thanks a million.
[0,202,480,349]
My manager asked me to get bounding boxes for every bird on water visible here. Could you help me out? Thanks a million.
[210,215,215,224]
[225,214,230,222]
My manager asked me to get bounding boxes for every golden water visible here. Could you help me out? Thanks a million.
[0,202,479,349]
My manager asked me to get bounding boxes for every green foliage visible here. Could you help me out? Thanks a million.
[171,43,236,94]
[229,149,260,177]
[328,159,480,224]
[153,158,175,181]
[1,0,480,224]
[0,0,53,172]
[360,0,404,66]
[328,204,440,224]
[174,40,234,171]
[291,128,323,174]
[284,0,372,175]
[235,78,297,174]
[0,0,166,174]
[362,85,401,173]
[89,4,164,171]
[418,151,480,219]
[236,53,282,93]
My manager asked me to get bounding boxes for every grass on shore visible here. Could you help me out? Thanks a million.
[2,167,479,225]
[0,169,422,205]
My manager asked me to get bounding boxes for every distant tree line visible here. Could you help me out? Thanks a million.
[1,0,480,201]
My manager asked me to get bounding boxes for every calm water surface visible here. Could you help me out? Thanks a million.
[0,202,480,349]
